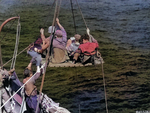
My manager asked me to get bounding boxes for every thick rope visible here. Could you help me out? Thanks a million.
[56,0,61,18]
[35,0,61,112]
[2,44,32,67]
[75,0,88,29]
[101,63,109,113]
[10,17,21,69]
[7,18,21,110]
[70,0,77,34]
[49,0,60,57]
[43,0,56,26]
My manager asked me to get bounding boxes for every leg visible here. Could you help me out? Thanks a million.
[27,51,42,72]
[73,53,80,61]
[73,53,80,64]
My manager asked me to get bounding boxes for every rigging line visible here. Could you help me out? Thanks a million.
[2,44,33,67]
[70,0,77,34]
[49,0,61,58]
[56,0,61,18]
[35,1,61,113]
[10,17,21,69]
[0,19,17,67]
[74,66,81,113]
[43,0,56,26]
[0,69,42,110]
[75,0,88,29]
[101,62,109,113]
[0,16,20,67]
[7,18,21,107]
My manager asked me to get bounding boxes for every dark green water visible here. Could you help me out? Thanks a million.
[0,0,150,113]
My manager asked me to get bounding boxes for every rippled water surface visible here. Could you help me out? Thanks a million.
[0,0,150,113]
[0,0,150,52]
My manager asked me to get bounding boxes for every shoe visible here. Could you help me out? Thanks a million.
[36,66,40,73]
[41,63,46,74]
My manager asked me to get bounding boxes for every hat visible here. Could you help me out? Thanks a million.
[48,26,55,33]
[55,30,63,37]
[74,34,81,42]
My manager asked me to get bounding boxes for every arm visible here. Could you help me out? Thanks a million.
[66,39,72,48]
[75,46,82,54]
[41,38,50,52]
[56,18,67,42]
[38,28,50,53]
[89,34,98,43]
[40,28,46,41]
[32,72,41,81]
[87,28,98,43]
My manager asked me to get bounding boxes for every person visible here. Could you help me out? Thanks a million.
[48,26,55,34]
[22,67,42,113]
[66,34,81,60]
[41,18,69,63]
[0,68,21,113]
[7,64,70,113]
[27,28,50,72]
[73,32,99,64]
[51,18,67,50]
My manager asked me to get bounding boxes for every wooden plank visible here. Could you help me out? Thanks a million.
[48,62,93,67]
[41,57,104,68]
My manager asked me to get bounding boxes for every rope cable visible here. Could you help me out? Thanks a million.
[0,19,17,67]
[101,63,109,113]
[43,0,56,26]
[70,0,77,34]
[6,17,21,111]
[48,0,61,59]
[10,17,21,69]
[35,0,62,112]
[2,44,32,67]
[56,0,61,18]
[75,0,88,29]
[0,16,20,67]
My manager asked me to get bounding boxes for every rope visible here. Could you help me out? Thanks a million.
[101,62,109,113]
[70,0,77,34]
[75,0,88,29]
[49,0,60,58]
[56,0,61,18]
[2,44,32,67]
[10,17,21,69]
[0,16,20,68]
[35,0,62,113]
[43,0,56,26]
[0,18,18,67]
